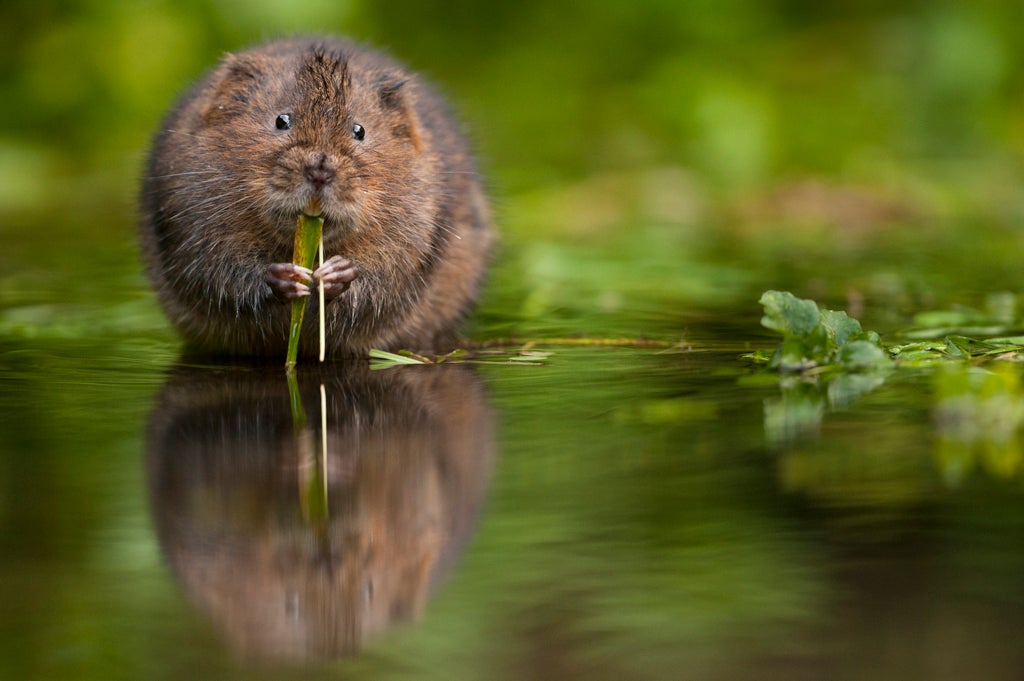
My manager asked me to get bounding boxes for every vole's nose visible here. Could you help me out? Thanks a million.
[304,155,336,189]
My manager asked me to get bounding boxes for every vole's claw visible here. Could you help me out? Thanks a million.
[314,255,359,300]
[267,263,313,301]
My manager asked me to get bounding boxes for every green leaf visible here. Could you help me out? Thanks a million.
[838,339,889,369]
[772,336,819,371]
[368,348,430,369]
[759,290,820,337]
[944,335,977,359]
[819,309,862,347]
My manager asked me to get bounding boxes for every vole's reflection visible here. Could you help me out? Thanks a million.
[146,362,495,663]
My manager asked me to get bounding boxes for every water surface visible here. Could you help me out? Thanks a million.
[4,309,1024,681]
[3,207,1024,681]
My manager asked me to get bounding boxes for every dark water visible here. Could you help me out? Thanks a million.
[4,223,1024,681]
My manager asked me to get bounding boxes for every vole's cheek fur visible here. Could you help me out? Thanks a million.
[140,36,495,359]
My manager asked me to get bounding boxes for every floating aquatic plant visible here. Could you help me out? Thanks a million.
[756,290,890,372]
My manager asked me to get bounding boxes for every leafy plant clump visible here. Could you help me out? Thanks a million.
[757,290,890,372]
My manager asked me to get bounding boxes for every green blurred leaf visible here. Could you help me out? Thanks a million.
[819,309,862,348]
[759,290,820,337]
[368,348,430,369]
[838,340,889,370]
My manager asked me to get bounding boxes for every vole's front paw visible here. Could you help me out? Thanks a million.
[314,256,358,300]
[266,263,313,301]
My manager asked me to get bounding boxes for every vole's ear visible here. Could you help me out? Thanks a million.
[378,77,408,110]
[200,54,263,125]
[377,76,423,152]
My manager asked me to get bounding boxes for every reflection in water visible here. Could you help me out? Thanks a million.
[763,373,885,448]
[145,362,495,663]
[767,362,1024,503]
[933,363,1024,485]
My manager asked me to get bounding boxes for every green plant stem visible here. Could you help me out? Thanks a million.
[285,212,324,368]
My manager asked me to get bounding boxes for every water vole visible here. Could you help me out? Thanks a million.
[140,37,494,358]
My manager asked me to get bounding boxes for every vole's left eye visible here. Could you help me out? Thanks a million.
[275,114,292,131]
[352,123,365,141]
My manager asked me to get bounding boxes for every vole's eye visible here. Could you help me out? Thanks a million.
[352,123,365,141]
[275,114,292,131]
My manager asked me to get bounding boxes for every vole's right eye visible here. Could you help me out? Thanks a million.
[275,114,292,131]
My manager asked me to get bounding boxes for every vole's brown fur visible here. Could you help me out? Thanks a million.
[140,37,494,358]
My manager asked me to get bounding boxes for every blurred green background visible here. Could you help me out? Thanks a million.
[5,0,1024,233]
[5,0,1024,343]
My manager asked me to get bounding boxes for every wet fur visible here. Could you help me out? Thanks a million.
[140,37,494,358]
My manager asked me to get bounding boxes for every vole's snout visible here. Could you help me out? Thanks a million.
[304,154,337,190]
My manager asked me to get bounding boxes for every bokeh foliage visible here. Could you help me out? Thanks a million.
[6,1,1024,344]
[4,1,1024,221]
